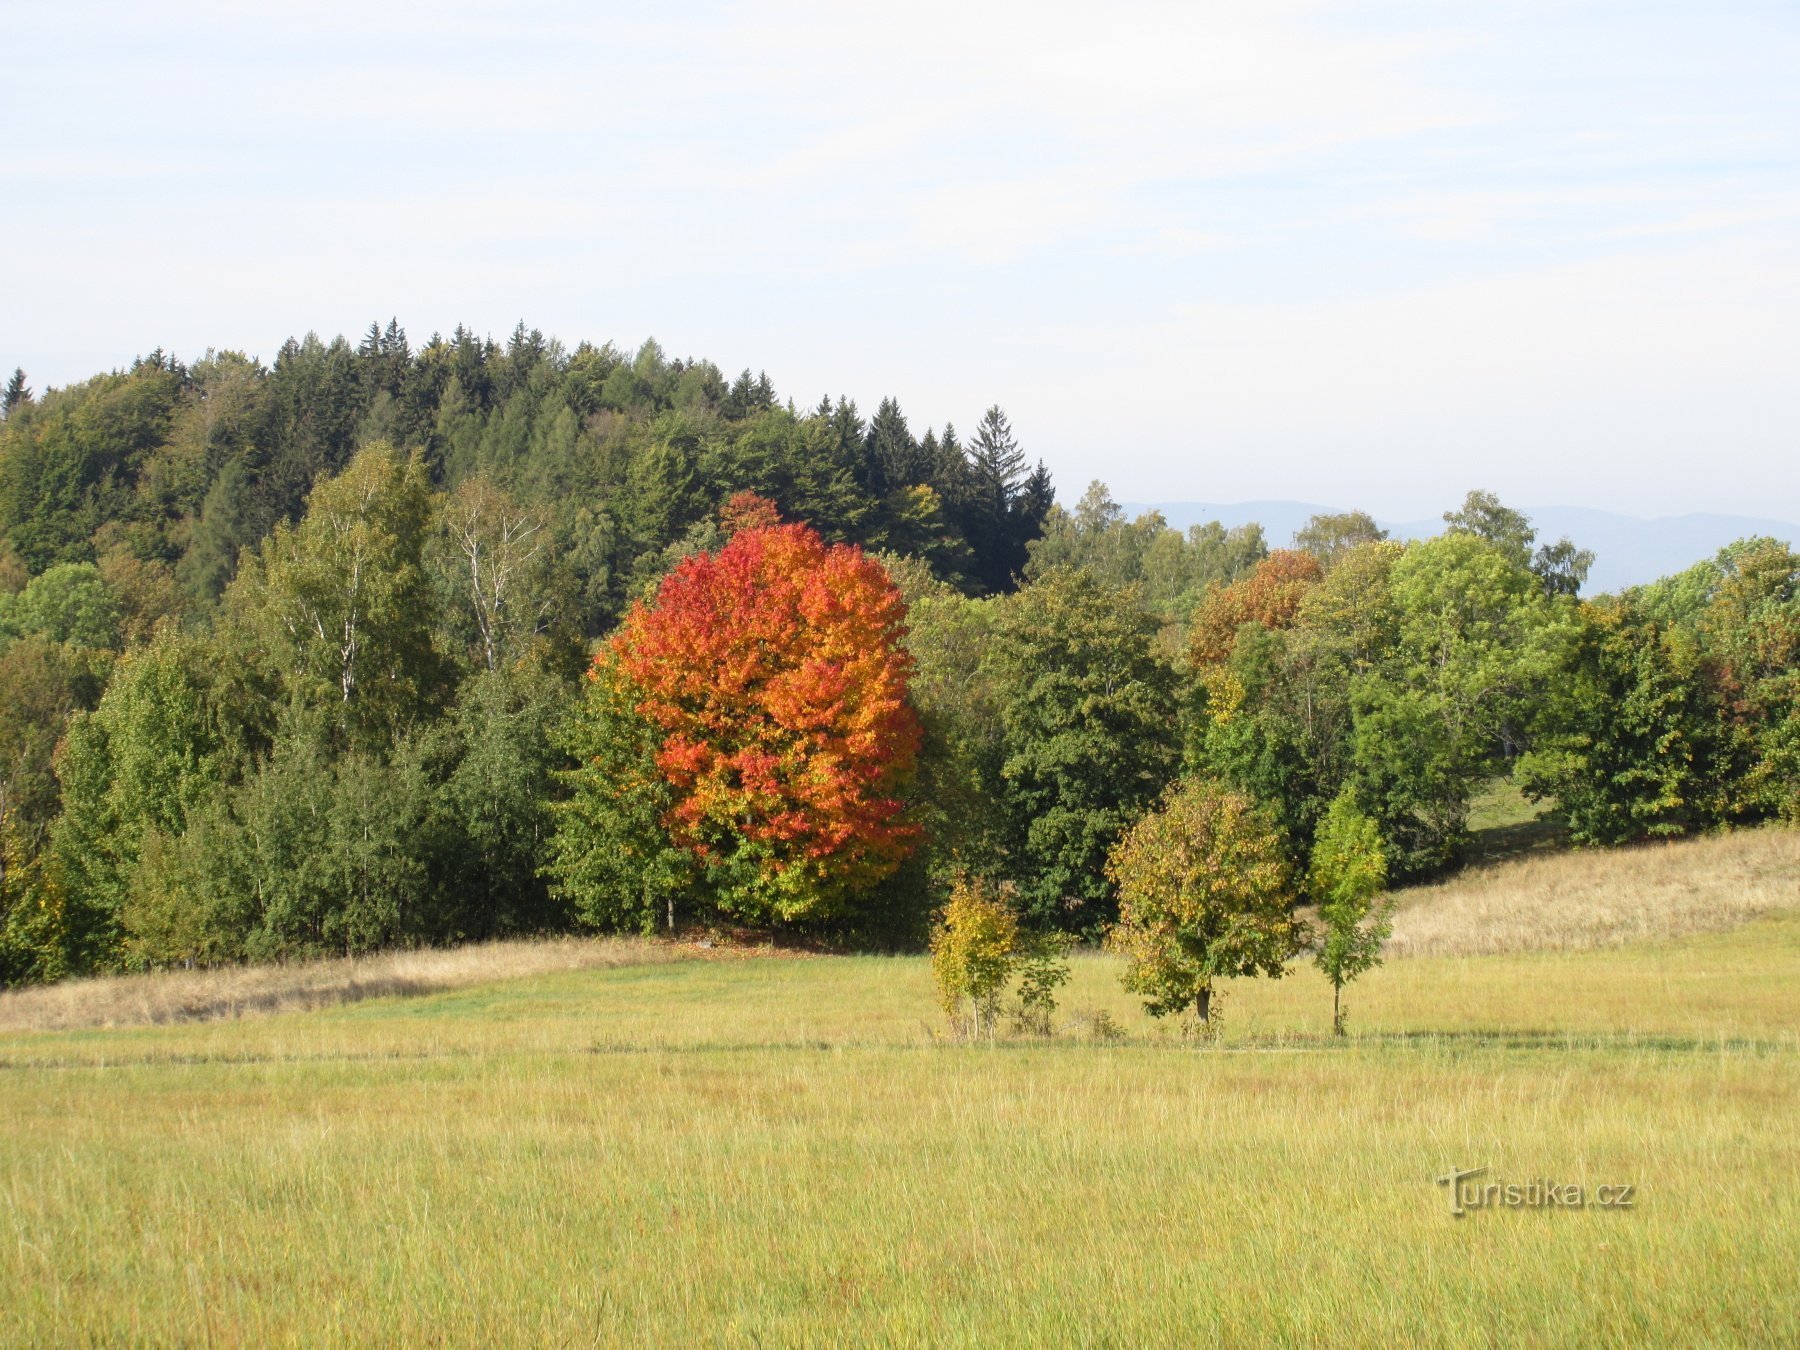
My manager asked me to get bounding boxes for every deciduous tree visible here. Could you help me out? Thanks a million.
[581,507,923,926]
[1308,789,1391,1035]
[987,565,1178,928]
[1106,777,1303,1027]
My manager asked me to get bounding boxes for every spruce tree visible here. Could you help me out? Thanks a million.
[2,368,29,418]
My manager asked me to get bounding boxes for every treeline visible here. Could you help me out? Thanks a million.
[0,329,1796,985]
[0,323,1050,619]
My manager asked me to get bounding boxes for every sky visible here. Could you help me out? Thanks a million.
[4,0,1798,521]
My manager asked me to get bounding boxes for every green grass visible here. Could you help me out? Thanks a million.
[4,919,1798,1345]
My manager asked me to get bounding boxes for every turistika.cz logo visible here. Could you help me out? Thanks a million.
[1436,1167,1637,1218]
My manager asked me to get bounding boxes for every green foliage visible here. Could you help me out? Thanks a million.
[1520,539,1799,842]
[1442,488,1593,598]
[0,540,26,595]
[1701,539,1800,820]
[0,805,70,985]
[1,368,30,418]
[0,637,95,851]
[1009,929,1074,1036]
[1106,778,1303,1026]
[0,365,182,571]
[430,476,568,674]
[1293,510,1387,567]
[1358,532,1576,875]
[4,316,1796,989]
[1515,600,1717,844]
[49,629,269,972]
[987,566,1180,930]
[547,657,696,935]
[1025,481,1266,650]
[0,562,120,650]
[885,559,1007,896]
[428,663,572,940]
[226,442,448,747]
[1307,790,1392,1034]
[1442,489,1536,567]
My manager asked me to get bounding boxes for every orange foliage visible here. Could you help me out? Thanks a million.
[607,519,922,906]
[1189,549,1324,666]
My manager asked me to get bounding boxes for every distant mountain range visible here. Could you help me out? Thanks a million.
[1118,502,1800,595]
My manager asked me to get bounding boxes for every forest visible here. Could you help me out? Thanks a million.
[0,323,1795,985]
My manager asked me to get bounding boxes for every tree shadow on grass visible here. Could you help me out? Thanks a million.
[1461,813,1570,869]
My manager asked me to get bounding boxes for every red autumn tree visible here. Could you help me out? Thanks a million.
[605,509,922,923]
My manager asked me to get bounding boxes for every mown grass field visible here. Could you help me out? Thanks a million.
[3,835,1798,1344]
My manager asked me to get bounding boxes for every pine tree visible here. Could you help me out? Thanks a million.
[2,369,30,418]
[963,406,1049,594]
[862,397,924,494]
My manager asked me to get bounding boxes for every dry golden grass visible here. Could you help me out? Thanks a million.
[1386,824,1800,958]
[0,934,681,1034]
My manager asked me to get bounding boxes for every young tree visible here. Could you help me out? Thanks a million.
[926,874,1072,1038]
[549,651,697,933]
[1106,778,1303,1028]
[580,507,923,926]
[929,875,1020,1038]
[49,629,267,971]
[1307,789,1392,1035]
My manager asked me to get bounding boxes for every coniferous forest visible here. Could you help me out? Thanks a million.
[0,323,1794,985]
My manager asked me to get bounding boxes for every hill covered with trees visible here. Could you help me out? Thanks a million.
[0,323,1795,986]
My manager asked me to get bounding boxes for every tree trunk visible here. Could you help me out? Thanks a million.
[1196,986,1212,1026]
[1333,983,1344,1037]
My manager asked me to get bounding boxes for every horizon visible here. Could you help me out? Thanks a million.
[5,3,1798,520]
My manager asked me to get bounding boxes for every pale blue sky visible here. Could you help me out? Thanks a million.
[4,1,1797,519]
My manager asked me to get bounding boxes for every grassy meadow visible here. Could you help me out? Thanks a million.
[3,828,1798,1345]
